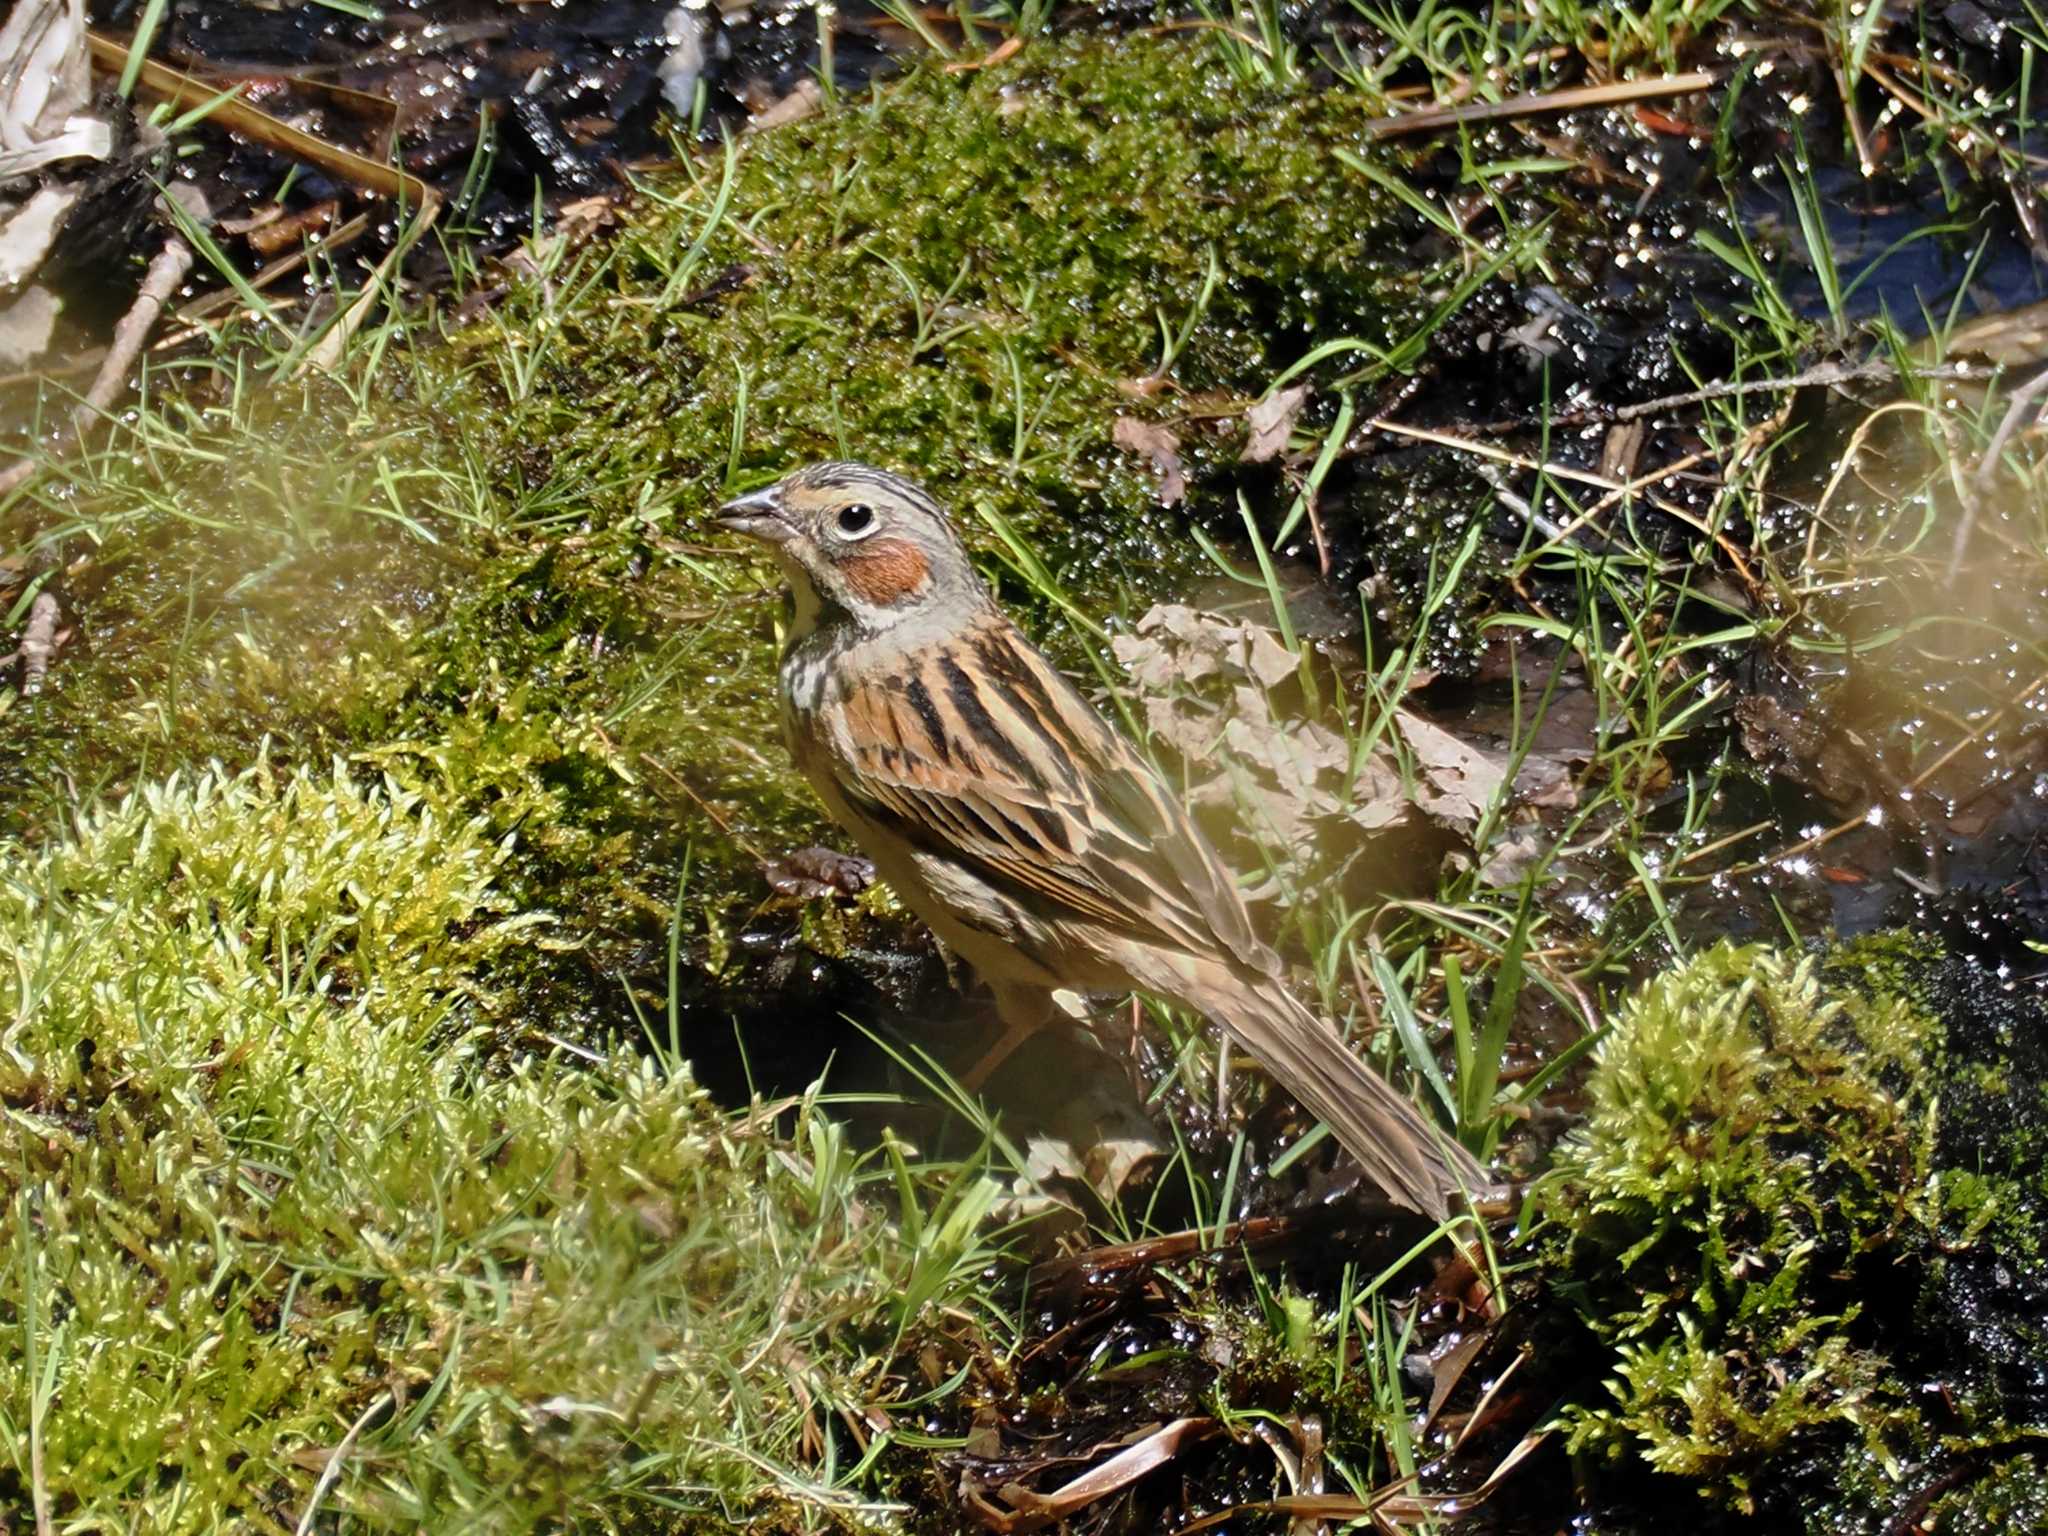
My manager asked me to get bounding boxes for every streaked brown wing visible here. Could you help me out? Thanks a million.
[831,615,1276,974]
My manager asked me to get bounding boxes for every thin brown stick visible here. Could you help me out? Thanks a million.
[7,590,62,695]
[1971,361,2048,503]
[1446,360,1977,437]
[167,210,372,332]
[85,32,433,207]
[1829,53,1875,177]
[1363,71,1715,139]
[1608,358,1958,422]
[0,233,194,501]
[82,238,195,418]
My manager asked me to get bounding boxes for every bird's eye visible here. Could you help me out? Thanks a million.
[835,504,877,538]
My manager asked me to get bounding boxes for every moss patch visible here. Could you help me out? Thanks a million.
[1540,937,2048,1529]
[529,31,1426,571]
[1,29,1454,1085]
[0,762,992,1531]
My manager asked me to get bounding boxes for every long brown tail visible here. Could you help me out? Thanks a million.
[1201,965,1493,1222]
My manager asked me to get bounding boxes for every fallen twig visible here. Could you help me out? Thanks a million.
[1608,358,1949,422]
[0,231,193,500]
[159,209,370,339]
[1359,416,1763,592]
[5,589,61,694]
[85,32,432,207]
[1435,360,1979,439]
[82,236,194,417]
[1363,72,1715,139]
[1970,360,2048,504]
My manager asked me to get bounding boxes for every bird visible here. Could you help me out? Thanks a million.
[716,461,1491,1221]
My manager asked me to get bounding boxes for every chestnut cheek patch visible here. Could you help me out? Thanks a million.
[838,539,931,606]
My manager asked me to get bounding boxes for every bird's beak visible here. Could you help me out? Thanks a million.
[716,484,795,544]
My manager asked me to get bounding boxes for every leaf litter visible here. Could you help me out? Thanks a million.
[1110,605,1598,889]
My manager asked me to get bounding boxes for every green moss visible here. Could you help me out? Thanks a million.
[1539,938,2048,1527]
[1925,1451,2048,1529]
[523,31,1423,584]
[0,762,986,1531]
[3,29,1447,1056]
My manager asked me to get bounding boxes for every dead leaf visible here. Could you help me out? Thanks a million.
[553,193,619,245]
[1113,605,1416,865]
[1395,709,1508,828]
[217,203,286,236]
[246,198,339,257]
[974,1418,1220,1529]
[0,183,79,290]
[1112,604,1295,692]
[943,34,1025,73]
[749,77,822,132]
[1111,416,1186,505]
[0,282,59,365]
[1599,418,1645,480]
[1941,295,2048,367]
[1475,821,1546,889]
[0,0,110,179]
[1242,383,1309,463]
[1424,1328,1490,1427]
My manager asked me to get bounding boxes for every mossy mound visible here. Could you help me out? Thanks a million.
[1,29,1453,1082]
[527,29,1424,575]
[0,763,989,1531]
[1541,938,2048,1530]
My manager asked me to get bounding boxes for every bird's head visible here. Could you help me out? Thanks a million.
[717,462,987,636]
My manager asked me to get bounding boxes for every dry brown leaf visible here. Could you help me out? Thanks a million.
[1114,605,1414,864]
[0,282,58,365]
[750,77,822,132]
[1395,708,1509,828]
[0,0,109,178]
[0,183,78,289]
[943,34,1025,72]
[1114,604,1295,692]
[87,34,432,205]
[1242,383,1310,463]
[246,198,339,257]
[995,1418,1220,1523]
[553,193,619,245]
[1111,415,1186,505]
[1475,821,1547,889]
